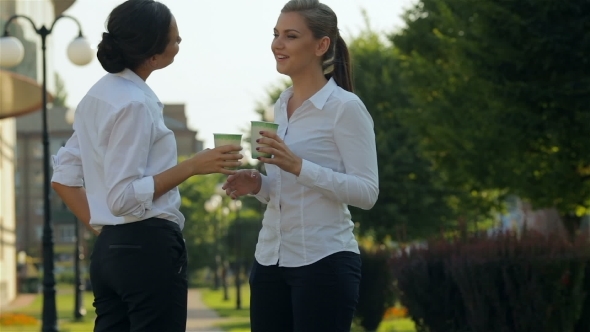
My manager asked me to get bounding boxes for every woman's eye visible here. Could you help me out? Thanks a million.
[287,35,296,39]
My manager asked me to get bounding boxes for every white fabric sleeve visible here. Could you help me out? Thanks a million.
[296,99,379,210]
[51,131,84,187]
[103,101,156,218]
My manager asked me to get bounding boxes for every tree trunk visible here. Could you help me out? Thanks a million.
[574,263,590,332]
[562,213,589,332]
[562,213,582,241]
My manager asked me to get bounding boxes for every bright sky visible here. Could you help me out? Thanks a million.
[52,0,415,148]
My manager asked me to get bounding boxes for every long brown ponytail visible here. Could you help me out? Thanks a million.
[330,34,353,92]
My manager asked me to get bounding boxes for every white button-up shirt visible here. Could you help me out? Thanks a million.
[51,69,184,231]
[254,78,379,267]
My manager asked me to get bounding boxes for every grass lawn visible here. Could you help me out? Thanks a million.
[377,318,417,332]
[3,284,416,331]
[201,286,416,332]
[201,286,251,332]
[1,288,96,332]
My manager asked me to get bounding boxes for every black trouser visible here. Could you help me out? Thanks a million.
[249,251,362,332]
[90,218,187,332]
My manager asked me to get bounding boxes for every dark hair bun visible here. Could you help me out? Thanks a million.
[97,0,172,73]
[97,32,126,73]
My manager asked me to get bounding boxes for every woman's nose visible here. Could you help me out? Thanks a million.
[272,37,284,50]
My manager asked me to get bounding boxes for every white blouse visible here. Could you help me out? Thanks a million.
[51,69,184,231]
[253,78,379,267]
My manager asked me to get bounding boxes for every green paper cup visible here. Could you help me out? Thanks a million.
[251,121,279,158]
[213,133,242,169]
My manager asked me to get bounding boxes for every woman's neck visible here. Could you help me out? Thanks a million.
[290,68,328,102]
[133,64,153,81]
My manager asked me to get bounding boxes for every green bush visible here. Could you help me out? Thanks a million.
[575,264,590,332]
[392,240,467,332]
[57,271,75,284]
[392,233,589,332]
[355,246,396,331]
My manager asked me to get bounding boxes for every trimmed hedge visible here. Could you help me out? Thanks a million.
[392,233,589,332]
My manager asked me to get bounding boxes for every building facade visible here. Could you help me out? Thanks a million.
[161,104,204,156]
[0,118,17,306]
[0,0,72,306]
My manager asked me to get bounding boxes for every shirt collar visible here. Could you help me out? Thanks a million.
[116,68,163,107]
[308,78,337,110]
[279,77,337,111]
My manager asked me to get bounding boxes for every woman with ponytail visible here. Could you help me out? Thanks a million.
[51,1,242,331]
[222,0,378,330]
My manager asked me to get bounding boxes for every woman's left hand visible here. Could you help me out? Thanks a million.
[256,130,302,176]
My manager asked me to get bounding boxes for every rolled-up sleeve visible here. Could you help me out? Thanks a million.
[252,173,271,204]
[51,131,84,187]
[296,99,379,210]
[103,101,156,218]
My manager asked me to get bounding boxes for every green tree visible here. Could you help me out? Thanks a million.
[53,72,68,107]
[253,80,290,122]
[393,0,590,233]
[178,167,263,282]
[178,173,225,277]
[348,24,463,241]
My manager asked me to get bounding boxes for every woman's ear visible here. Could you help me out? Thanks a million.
[315,36,331,57]
[146,54,159,69]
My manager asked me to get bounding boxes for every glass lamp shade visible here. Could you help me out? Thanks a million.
[67,36,93,66]
[0,36,25,68]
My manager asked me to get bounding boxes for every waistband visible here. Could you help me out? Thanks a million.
[101,218,180,232]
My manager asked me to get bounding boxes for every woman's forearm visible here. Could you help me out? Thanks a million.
[152,159,195,200]
[51,182,97,234]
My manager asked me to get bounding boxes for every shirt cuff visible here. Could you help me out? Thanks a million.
[296,159,320,188]
[251,174,270,204]
[51,156,84,187]
[132,176,155,210]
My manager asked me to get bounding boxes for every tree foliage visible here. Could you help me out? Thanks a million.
[178,170,263,278]
[178,173,225,275]
[53,72,68,107]
[348,26,460,241]
[393,0,590,220]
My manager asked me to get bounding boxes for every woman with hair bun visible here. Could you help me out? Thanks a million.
[51,1,242,331]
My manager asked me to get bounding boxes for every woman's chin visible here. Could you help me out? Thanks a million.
[276,64,290,76]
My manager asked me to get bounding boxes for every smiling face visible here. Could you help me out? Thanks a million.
[271,12,330,78]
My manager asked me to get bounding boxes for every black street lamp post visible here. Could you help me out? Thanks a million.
[73,215,86,320]
[235,207,242,310]
[0,15,93,332]
[205,195,222,290]
[65,106,86,321]
[229,200,243,309]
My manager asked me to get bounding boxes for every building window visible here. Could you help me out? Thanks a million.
[32,143,43,159]
[33,170,43,188]
[35,198,43,216]
[35,226,43,240]
[15,199,23,217]
[15,170,21,188]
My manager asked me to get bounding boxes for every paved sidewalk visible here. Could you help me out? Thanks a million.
[0,293,37,311]
[1,289,227,332]
[186,288,227,332]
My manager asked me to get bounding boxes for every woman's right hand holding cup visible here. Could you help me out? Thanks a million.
[188,145,242,175]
